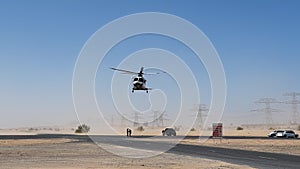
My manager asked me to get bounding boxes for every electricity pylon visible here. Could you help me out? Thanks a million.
[133,111,142,127]
[152,110,169,127]
[191,104,208,129]
[252,98,281,125]
[283,92,300,125]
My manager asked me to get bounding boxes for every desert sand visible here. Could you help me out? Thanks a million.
[0,126,299,168]
[0,138,254,169]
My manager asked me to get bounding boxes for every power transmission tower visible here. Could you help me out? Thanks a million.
[152,111,169,127]
[110,115,115,126]
[191,104,208,129]
[152,110,159,127]
[283,92,300,125]
[120,115,127,127]
[252,98,281,125]
[133,111,142,127]
[158,111,169,127]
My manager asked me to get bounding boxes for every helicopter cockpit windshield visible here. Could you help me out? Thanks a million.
[133,77,146,83]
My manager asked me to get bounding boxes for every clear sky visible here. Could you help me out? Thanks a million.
[0,0,300,128]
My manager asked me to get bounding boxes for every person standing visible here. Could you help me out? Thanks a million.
[126,128,132,137]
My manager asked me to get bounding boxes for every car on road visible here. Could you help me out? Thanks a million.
[282,130,298,138]
[269,130,299,138]
[268,130,284,137]
[162,127,176,136]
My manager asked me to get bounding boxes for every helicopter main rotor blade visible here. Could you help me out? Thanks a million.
[110,67,138,75]
[143,72,160,75]
[143,70,167,75]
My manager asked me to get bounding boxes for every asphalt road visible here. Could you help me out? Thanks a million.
[1,134,299,169]
[169,142,300,169]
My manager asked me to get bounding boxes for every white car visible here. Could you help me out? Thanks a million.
[282,130,298,138]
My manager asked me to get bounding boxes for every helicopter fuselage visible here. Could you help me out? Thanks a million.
[132,75,149,93]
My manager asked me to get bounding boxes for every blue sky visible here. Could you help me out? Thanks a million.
[0,0,299,128]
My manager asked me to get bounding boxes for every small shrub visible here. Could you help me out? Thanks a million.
[75,124,90,133]
[236,126,243,130]
[298,125,300,131]
[174,126,181,131]
[269,127,275,130]
[136,126,144,131]
[190,128,196,131]
[28,128,38,131]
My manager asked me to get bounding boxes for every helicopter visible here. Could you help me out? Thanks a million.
[110,67,162,93]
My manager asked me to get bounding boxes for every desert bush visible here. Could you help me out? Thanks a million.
[28,128,38,131]
[75,124,90,133]
[236,126,243,130]
[298,125,300,131]
[190,128,196,131]
[174,126,181,131]
[136,126,144,131]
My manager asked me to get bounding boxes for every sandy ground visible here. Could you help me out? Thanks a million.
[0,138,254,169]
[0,127,299,168]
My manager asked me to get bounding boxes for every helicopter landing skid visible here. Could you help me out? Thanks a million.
[132,88,150,93]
